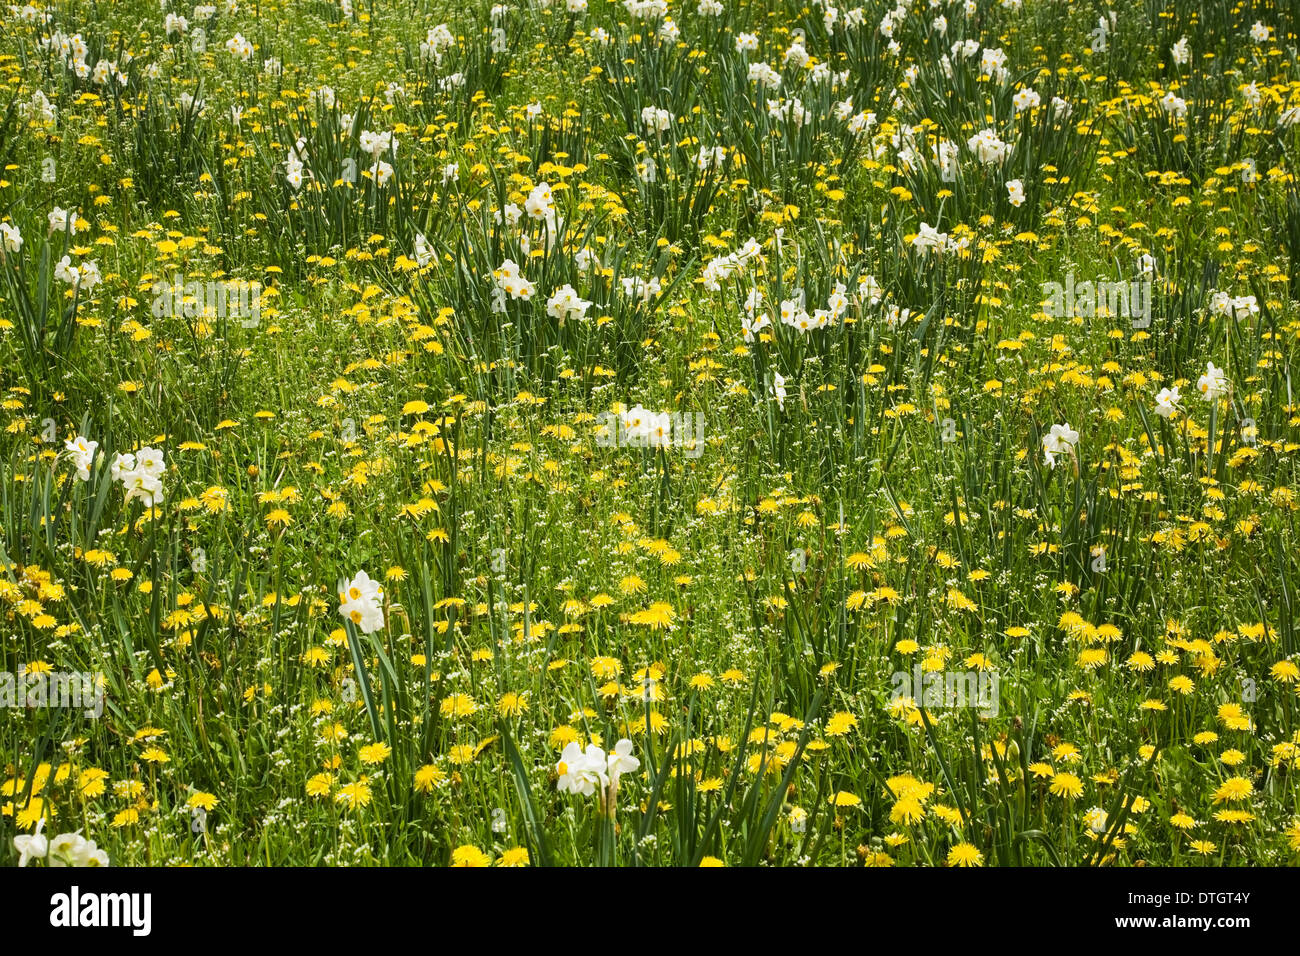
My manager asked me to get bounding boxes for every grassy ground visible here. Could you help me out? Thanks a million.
[2,0,1300,866]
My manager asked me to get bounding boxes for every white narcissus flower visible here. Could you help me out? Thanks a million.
[1198,361,1228,401]
[44,830,109,867]
[109,452,136,483]
[77,260,101,292]
[1012,88,1040,113]
[492,258,536,304]
[358,130,396,158]
[741,312,770,342]
[64,435,99,481]
[14,818,48,867]
[645,411,672,447]
[858,273,882,305]
[496,203,523,228]
[369,160,394,188]
[109,446,165,507]
[1231,295,1258,318]
[0,221,22,253]
[54,256,102,290]
[225,32,253,61]
[1209,292,1258,320]
[1154,386,1180,418]
[980,46,1007,76]
[413,233,434,267]
[1006,179,1025,207]
[46,830,83,866]
[134,446,166,479]
[770,371,787,410]
[556,741,609,796]
[620,275,660,303]
[554,739,639,804]
[884,305,912,328]
[1042,422,1079,468]
[546,283,592,323]
[122,469,165,508]
[606,738,640,782]
[178,92,205,114]
[967,128,1010,165]
[912,221,949,254]
[1160,91,1187,119]
[339,570,385,634]
[620,404,652,446]
[54,255,77,284]
[524,182,553,219]
[69,836,109,867]
[48,205,78,234]
[640,106,673,132]
[80,842,110,867]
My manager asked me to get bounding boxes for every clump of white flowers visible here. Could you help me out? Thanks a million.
[640,105,673,132]
[912,221,952,256]
[419,23,455,64]
[0,221,22,255]
[776,285,850,333]
[1012,87,1040,113]
[1042,423,1079,469]
[546,284,592,323]
[490,259,537,311]
[225,32,252,61]
[770,370,788,410]
[620,274,661,304]
[967,128,1011,166]
[556,738,640,816]
[110,446,166,508]
[285,137,309,191]
[700,236,762,291]
[622,0,667,19]
[614,404,672,447]
[48,205,79,234]
[64,435,99,481]
[54,255,101,292]
[1198,361,1228,401]
[1154,386,1181,419]
[338,570,385,634]
[1209,291,1258,320]
[14,820,109,867]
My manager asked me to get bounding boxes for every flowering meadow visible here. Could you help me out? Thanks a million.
[2,0,1300,870]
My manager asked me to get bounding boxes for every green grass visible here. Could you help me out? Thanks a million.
[1,0,1299,867]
